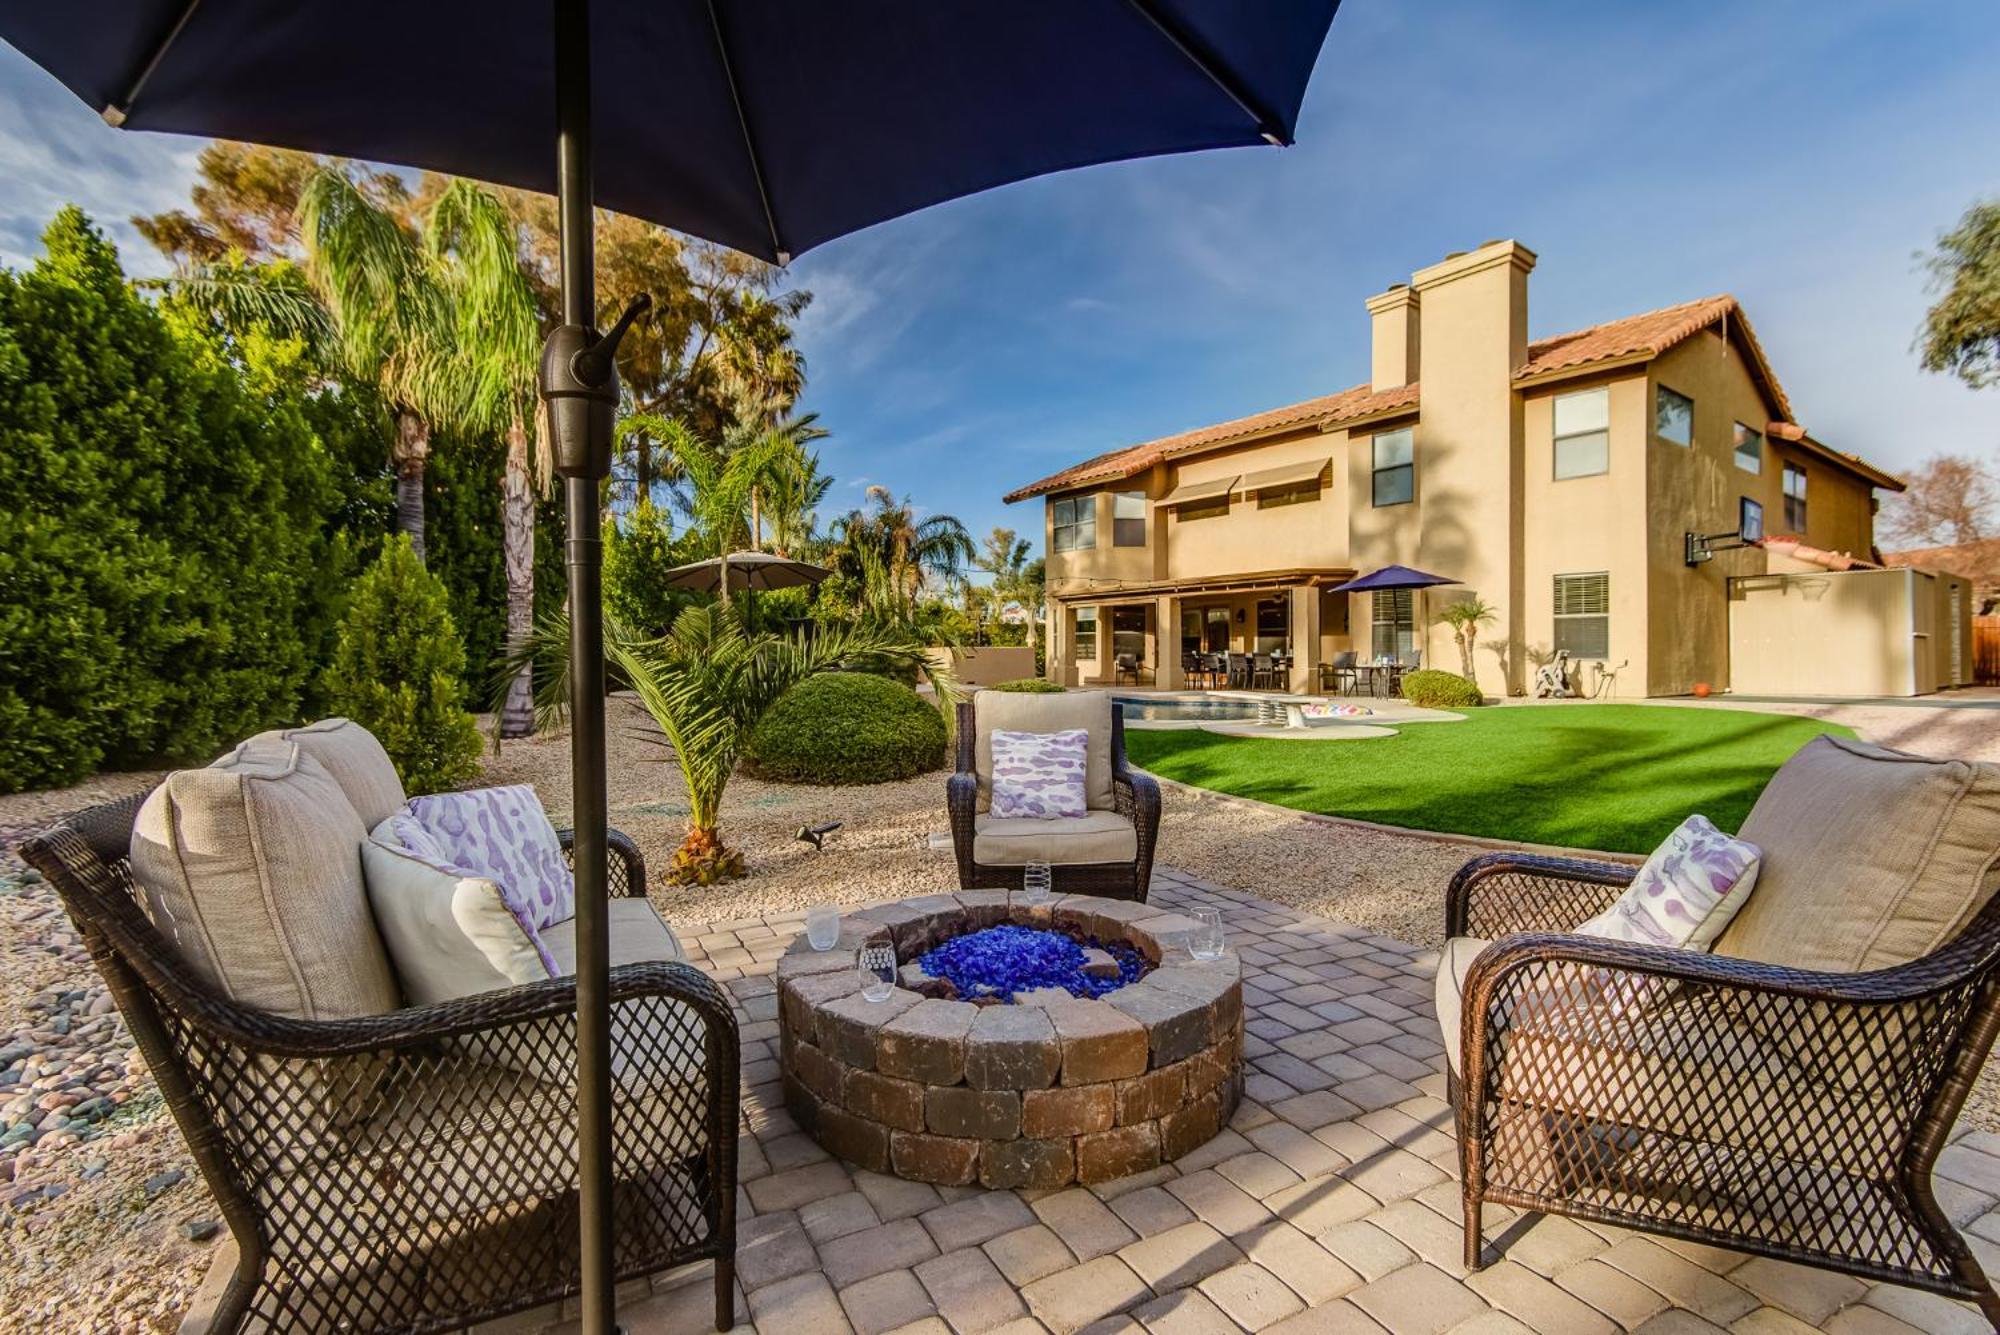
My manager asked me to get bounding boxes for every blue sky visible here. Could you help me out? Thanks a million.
[4,1,1997,554]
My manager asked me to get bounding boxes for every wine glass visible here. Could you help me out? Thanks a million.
[1023,862,1053,905]
[1189,908,1225,961]
[806,906,840,951]
[860,944,897,1002]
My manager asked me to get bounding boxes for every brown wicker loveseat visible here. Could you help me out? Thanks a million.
[1437,736,2000,1327]
[21,742,738,1333]
[948,690,1161,902]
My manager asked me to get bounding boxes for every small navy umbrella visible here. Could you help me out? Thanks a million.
[1328,565,1462,663]
[0,5,1343,1328]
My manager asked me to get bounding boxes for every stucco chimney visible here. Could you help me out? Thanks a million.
[1365,284,1420,390]
[1407,239,1537,697]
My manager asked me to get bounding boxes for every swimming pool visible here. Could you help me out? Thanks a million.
[1114,695,1263,723]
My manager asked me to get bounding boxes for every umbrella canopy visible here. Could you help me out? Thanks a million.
[4,2,1340,265]
[663,551,830,596]
[1327,564,1462,594]
[1,6,1342,1329]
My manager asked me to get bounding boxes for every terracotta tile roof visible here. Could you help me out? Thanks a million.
[1003,294,1905,503]
[1001,381,1417,502]
[1883,537,2000,586]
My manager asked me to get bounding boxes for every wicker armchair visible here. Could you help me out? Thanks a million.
[948,696,1161,902]
[1445,851,2000,1327]
[21,795,740,1335]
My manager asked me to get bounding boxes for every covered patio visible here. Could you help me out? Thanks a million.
[1050,571,1357,694]
[416,869,1999,1333]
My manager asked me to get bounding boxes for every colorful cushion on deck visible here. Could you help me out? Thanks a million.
[989,728,1090,819]
[1576,814,1760,951]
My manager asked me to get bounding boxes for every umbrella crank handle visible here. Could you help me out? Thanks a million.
[570,291,652,390]
[541,291,651,479]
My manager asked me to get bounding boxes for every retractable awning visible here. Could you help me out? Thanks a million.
[1159,474,1239,505]
[1236,458,1329,493]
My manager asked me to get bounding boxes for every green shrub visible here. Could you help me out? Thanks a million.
[1399,669,1486,709]
[745,672,947,784]
[987,677,1065,694]
[0,210,373,791]
[323,536,485,793]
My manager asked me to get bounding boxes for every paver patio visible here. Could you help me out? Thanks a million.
[521,870,2000,1335]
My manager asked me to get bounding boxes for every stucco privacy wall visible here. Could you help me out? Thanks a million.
[1728,567,1974,697]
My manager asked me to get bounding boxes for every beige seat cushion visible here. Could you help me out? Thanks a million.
[973,810,1137,866]
[249,717,407,830]
[1713,735,2000,972]
[542,899,688,974]
[131,741,398,1020]
[974,689,1114,812]
[1435,936,1490,1075]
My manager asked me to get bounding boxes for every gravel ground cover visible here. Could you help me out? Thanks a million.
[1,688,1994,1331]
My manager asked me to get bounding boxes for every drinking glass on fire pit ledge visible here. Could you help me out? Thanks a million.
[1023,861,1052,904]
[806,906,840,951]
[860,944,897,1002]
[1190,908,1226,961]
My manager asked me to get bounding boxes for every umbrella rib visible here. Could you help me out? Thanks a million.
[704,0,788,265]
[1122,0,1291,147]
[101,0,203,125]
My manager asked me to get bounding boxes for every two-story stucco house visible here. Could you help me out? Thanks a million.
[1005,239,1926,698]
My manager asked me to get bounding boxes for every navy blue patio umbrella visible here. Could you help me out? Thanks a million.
[0,4,1342,1327]
[1328,565,1462,662]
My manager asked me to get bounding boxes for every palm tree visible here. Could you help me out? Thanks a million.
[761,434,833,559]
[298,165,453,560]
[833,487,975,604]
[618,412,788,568]
[972,526,1043,660]
[515,605,943,883]
[736,410,828,550]
[424,180,545,739]
[1437,597,1497,680]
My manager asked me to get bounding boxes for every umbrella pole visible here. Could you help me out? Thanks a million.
[551,2,617,1329]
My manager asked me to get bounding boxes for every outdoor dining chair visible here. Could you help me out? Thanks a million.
[1322,650,1359,695]
[1113,652,1145,685]
[1251,653,1278,690]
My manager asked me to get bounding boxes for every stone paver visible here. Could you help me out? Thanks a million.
[640,871,1996,1335]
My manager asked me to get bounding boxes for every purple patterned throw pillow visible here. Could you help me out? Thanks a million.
[990,728,1090,819]
[1576,813,1761,952]
[387,785,575,972]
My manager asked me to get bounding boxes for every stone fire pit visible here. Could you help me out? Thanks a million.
[777,890,1243,1189]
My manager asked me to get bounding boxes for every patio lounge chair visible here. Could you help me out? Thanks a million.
[20,721,739,1334]
[948,689,1160,901]
[1435,736,2000,1326]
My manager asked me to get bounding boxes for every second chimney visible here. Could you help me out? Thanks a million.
[1366,284,1420,390]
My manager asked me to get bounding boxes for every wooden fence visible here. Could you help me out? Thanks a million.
[1977,615,2000,685]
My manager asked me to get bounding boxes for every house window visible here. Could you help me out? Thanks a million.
[1074,607,1098,659]
[1256,479,1321,509]
[1052,495,1096,552]
[1553,573,1610,660]
[1113,491,1147,546]
[1783,464,1808,533]
[1371,588,1414,659]
[1656,385,1693,446]
[1553,388,1610,479]
[1111,606,1147,666]
[1176,495,1229,521]
[1739,497,1764,543]
[1733,422,1762,474]
[1372,428,1414,507]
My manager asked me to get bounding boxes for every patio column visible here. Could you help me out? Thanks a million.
[1290,584,1322,693]
[1155,595,1182,688]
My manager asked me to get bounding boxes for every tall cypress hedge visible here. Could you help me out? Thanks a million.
[0,210,388,791]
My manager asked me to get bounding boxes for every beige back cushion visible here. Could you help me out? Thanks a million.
[131,741,400,1019]
[1713,735,2000,972]
[248,718,406,830]
[974,689,1114,812]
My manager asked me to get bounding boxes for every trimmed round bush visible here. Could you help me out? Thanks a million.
[1399,668,1485,709]
[987,678,1066,694]
[746,672,948,784]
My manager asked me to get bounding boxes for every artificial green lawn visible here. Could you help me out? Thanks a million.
[1123,703,1852,854]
